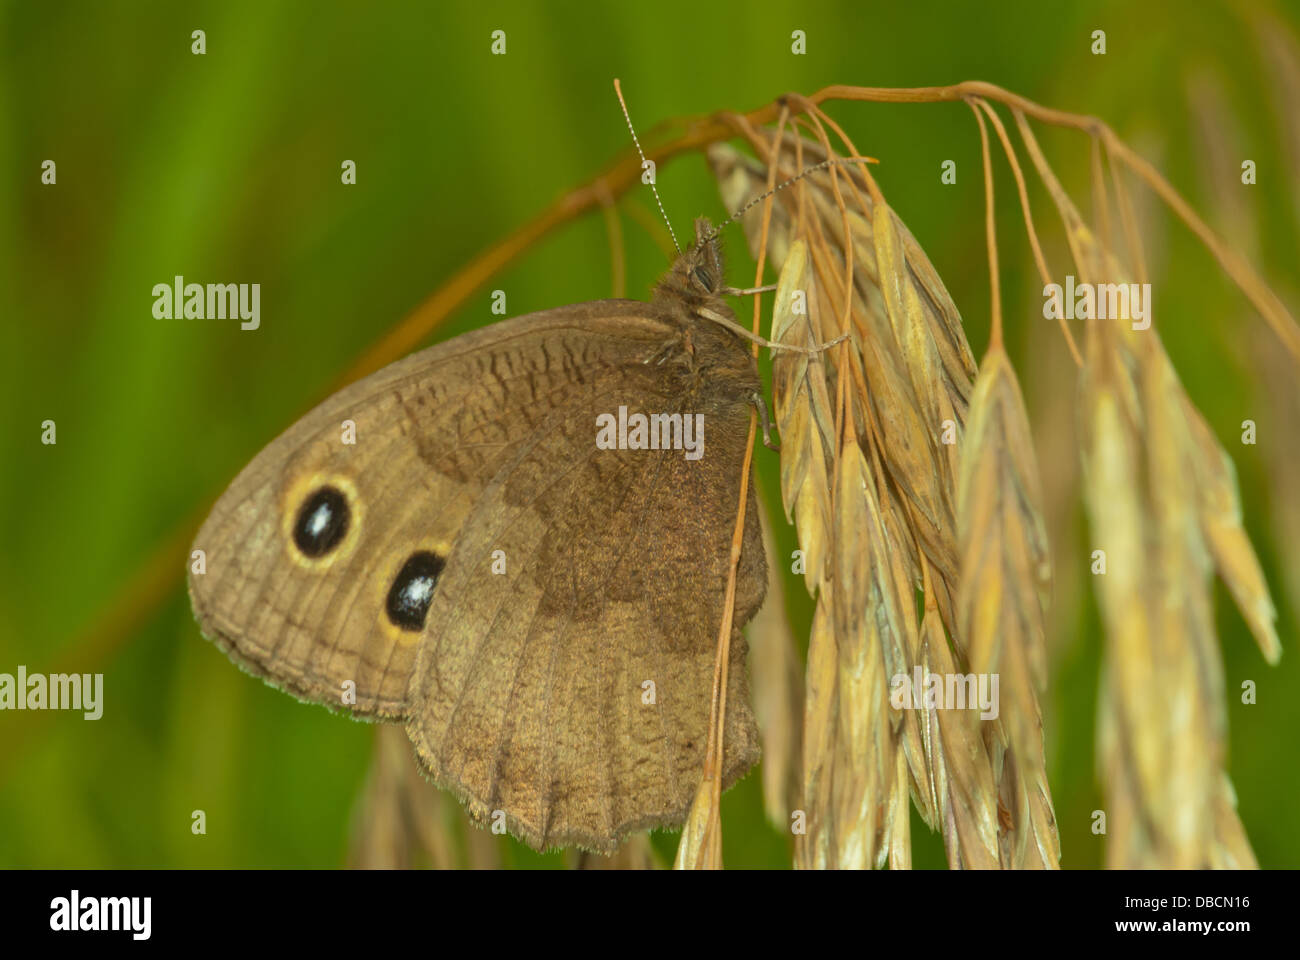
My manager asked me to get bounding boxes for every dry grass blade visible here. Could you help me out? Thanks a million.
[672,777,722,869]
[886,745,912,870]
[956,347,1060,868]
[971,98,1083,367]
[673,418,758,872]
[673,107,788,870]
[748,500,806,828]
[878,481,938,835]
[713,134,975,420]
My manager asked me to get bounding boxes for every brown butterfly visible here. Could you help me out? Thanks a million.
[188,211,772,854]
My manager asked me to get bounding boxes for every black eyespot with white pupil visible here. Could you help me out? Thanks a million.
[386,551,445,631]
[293,486,350,557]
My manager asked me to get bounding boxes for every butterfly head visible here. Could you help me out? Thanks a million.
[660,217,726,303]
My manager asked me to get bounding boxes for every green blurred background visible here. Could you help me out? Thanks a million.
[2,0,1298,868]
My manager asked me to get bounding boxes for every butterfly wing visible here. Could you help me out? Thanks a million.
[404,354,765,852]
[190,302,673,716]
[189,301,765,850]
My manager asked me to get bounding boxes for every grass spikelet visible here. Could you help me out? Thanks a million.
[1019,107,1274,863]
[1250,325,1300,615]
[711,139,967,588]
[769,238,837,595]
[956,347,1060,868]
[1183,404,1281,664]
[672,777,722,869]
[829,441,897,868]
[919,594,1001,868]
[796,588,839,868]
[956,102,1061,868]
[872,196,965,492]
[763,237,845,868]
[1209,775,1259,870]
[1017,108,1281,657]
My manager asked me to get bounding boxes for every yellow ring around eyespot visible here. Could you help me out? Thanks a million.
[280,472,364,571]
[373,535,457,646]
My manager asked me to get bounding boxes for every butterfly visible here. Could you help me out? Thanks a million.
[187,215,771,854]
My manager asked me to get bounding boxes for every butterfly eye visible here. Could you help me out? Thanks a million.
[292,486,350,557]
[386,551,446,630]
[691,266,715,292]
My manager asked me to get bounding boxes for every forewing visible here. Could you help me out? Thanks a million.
[188,303,673,718]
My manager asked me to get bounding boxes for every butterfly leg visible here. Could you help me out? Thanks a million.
[696,306,848,356]
[751,392,780,451]
[642,333,697,378]
[721,283,777,296]
[642,335,684,366]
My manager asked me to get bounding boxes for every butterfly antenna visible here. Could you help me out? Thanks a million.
[613,78,680,254]
[704,156,876,243]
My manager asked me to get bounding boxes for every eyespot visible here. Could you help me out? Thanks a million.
[691,266,715,292]
[292,486,350,557]
[386,551,446,631]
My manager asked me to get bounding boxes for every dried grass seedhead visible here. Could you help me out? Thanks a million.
[710,120,1032,868]
[1012,110,1282,868]
[697,79,1294,869]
